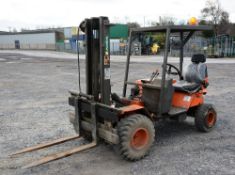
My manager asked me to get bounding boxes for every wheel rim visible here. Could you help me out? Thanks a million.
[131,128,149,150]
[206,110,216,127]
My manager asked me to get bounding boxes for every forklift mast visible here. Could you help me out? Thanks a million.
[83,17,111,105]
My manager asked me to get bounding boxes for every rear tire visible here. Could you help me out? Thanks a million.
[195,104,217,132]
[117,114,155,161]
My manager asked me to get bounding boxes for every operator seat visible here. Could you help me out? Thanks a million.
[173,54,208,93]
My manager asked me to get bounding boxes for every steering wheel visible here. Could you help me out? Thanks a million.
[166,63,183,80]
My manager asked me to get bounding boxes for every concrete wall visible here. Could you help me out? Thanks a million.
[0,32,56,50]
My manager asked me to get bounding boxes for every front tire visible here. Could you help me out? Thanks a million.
[117,114,155,161]
[195,104,217,132]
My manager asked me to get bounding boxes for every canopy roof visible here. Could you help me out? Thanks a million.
[131,25,213,33]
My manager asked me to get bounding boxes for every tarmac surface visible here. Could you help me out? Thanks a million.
[0,50,235,175]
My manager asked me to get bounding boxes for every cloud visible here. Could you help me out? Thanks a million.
[0,0,234,31]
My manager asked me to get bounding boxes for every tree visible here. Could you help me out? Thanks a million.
[199,20,214,38]
[218,11,230,35]
[11,28,17,33]
[150,16,175,27]
[126,22,140,29]
[21,28,30,32]
[220,11,229,24]
[126,22,140,35]
[201,0,229,35]
[230,24,235,36]
[150,21,159,26]
[159,16,175,26]
[152,34,165,47]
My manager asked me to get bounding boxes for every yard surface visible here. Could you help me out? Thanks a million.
[0,50,235,175]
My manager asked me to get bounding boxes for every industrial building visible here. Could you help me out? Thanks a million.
[0,29,64,50]
[0,24,129,53]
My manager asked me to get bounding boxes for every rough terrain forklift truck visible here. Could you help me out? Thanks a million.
[11,17,217,168]
[68,17,217,161]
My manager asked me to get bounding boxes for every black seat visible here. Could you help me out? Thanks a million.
[174,54,208,93]
[174,81,201,93]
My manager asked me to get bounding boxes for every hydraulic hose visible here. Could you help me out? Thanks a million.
[77,27,81,93]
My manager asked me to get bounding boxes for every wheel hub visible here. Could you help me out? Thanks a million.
[206,110,216,127]
[131,128,149,150]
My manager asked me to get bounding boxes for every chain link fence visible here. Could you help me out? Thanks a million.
[56,35,235,58]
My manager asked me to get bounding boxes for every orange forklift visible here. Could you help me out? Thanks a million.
[68,17,217,160]
[12,17,217,168]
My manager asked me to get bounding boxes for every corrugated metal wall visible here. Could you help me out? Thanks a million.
[0,33,56,50]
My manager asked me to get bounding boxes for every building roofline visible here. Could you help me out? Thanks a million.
[0,31,10,34]
[0,29,62,35]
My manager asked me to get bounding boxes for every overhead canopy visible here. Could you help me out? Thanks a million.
[131,25,213,33]
[123,24,213,104]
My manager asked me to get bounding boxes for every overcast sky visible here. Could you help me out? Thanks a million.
[0,0,234,31]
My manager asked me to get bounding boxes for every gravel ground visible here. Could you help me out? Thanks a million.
[0,51,235,175]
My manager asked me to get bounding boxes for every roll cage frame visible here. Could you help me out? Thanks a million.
[122,25,213,114]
